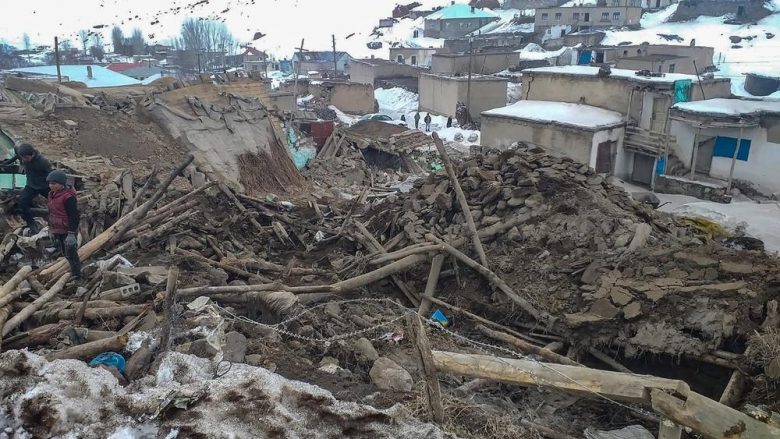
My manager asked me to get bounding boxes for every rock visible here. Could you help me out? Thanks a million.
[767,357,780,380]
[729,35,742,43]
[589,298,620,319]
[623,302,642,319]
[720,261,757,274]
[178,236,204,250]
[674,252,717,268]
[613,233,632,248]
[206,267,229,285]
[524,197,540,209]
[101,272,136,289]
[641,266,660,276]
[507,197,525,207]
[668,269,689,279]
[454,132,464,142]
[586,175,603,186]
[189,338,219,359]
[319,356,339,367]
[369,357,413,392]
[564,312,609,327]
[353,337,379,363]
[609,288,633,306]
[581,261,603,285]
[703,267,719,281]
[223,331,247,363]
[324,302,341,318]
[585,425,654,439]
[245,354,264,366]
[627,223,652,252]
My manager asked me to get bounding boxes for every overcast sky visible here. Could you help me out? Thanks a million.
[0,0,415,58]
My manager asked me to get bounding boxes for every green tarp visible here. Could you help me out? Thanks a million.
[674,79,692,103]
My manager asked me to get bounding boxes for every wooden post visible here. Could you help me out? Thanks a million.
[431,132,489,269]
[405,315,444,423]
[689,127,701,180]
[2,273,70,337]
[158,266,179,354]
[354,222,420,306]
[54,37,62,83]
[476,324,579,366]
[466,37,474,122]
[0,265,32,301]
[718,370,745,407]
[726,126,743,192]
[418,254,444,316]
[331,34,338,79]
[293,38,305,107]
[46,335,128,361]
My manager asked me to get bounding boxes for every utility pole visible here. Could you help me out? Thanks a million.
[54,37,62,83]
[332,34,338,79]
[466,37,474,122]
[196,51,202,73]
[293,39,305,108]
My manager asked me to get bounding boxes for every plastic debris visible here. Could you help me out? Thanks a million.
[431,309,450,328]
[89,352,127,375]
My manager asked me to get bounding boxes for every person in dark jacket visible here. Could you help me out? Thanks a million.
[424,113,432,132]
[414,111,420,129]
[1,144,53,234]
[46,170,81,278]
[446,116,453,128]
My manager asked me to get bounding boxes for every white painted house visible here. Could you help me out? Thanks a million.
[481,100,628,176]
[670,98,780,196]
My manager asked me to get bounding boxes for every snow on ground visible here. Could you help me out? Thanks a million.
[375,87,419,119]
[472,9,536,34]
[602,9,780,98]
[615,179,780,254]
[329,105,360,125]
[640,3,679,28]
[517,43,569,60]
[507,82,523,104]
[369,16,444,59]
[10,65,141,88]
[672,98,780,116]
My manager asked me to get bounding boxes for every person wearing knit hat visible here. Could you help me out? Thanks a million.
[1,143,53,234]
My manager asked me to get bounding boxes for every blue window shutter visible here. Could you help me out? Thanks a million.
[712,136,751,161]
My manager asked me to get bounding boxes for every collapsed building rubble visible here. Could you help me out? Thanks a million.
[0,74,779,438]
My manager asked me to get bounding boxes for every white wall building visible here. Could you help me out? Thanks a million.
[670,98,780,196]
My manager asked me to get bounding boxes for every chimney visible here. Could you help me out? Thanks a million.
[87,65,93,79]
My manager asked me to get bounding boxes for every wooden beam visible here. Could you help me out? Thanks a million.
[432,351,689,404]
[651,389,780,439]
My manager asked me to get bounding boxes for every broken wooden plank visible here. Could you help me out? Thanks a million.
[650,389,780,439]
[418,254,444,316]
[406,315,444,423]
[476,324,580,366]
[2,273,71,337]
[432,351,689,404]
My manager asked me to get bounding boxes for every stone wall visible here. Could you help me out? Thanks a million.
[655,175,731,203]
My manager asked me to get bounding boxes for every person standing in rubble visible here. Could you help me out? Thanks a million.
[0,144,52,234]
[424,113,432,132]
[447,116,453,128]
[414,111,420,129]
[46,170,81,278]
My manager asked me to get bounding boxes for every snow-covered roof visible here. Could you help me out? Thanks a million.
[482,100,625,130]
[426,3,499,20]
[10,65,141,88]
[672,98,780,118]
[523,65,724,85]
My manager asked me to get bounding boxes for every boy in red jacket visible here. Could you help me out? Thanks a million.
[46,170,81,278]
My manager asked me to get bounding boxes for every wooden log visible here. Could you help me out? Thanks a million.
[112,210,197,255]
[0,305,11,351]
[34,305,146,322]
[718,370,746,407]
[125,339,152,380]
[588,348,633,373]
[419,254,444,316]
[658,419,683,439]
[370,244,443,266]
[406,315,444,423]
[158,267,179,354]
[0,265,32,300]
[108,154,194,247]
[46,335,128,361]
[175,248,271,283]
[223,257,330,276]
[432,351,689,404]
[354,221,420,306]
[476,324,580,366]
[0,288,30,309]
[330,255,426,293]
[145,180,215,221]
[3,273,70,337]
[218,183,267,235]
[2,323,65,350]
[140,199,198,228]
[650,389,780,439]
[124,165,159,214]
[432,132,489,269]
[425,234,553,325]
[75,257,123,325]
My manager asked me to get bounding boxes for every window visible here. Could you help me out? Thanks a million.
[413,30,419,38]
[658,65,662,72]
[613,12,621,20]
[612,0,620,5]
[541,13,548,20]
[601,12,610,21]
[555,12,562,20]
[622,50,628,56]
[584,12,590,21]
[713,137,751,161]
[397,55,404,63]
[411,55,417,65]
[573,12,580,20]
[668,63,675,73]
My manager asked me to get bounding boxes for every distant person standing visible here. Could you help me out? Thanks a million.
[424,113,432,132]
[46,170,81,278]
[446,116,453,128]
[400,114,406,125]
[414,111,421,129]
[0,143,52,234]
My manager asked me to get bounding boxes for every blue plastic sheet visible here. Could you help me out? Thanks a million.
[674,79,692,103]
[89,352,126,374]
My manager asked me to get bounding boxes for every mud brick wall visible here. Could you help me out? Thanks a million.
[655,174,732,203]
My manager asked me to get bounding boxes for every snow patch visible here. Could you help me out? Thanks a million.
[483,100,625,129]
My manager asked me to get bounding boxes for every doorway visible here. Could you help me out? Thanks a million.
[595,141,615,174]
[632,153,655,185]
[695,137,715,174]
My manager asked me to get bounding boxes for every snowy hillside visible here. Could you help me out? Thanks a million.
[603,2,780,97]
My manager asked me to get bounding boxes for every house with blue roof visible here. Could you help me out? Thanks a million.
[423,3,499,38]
